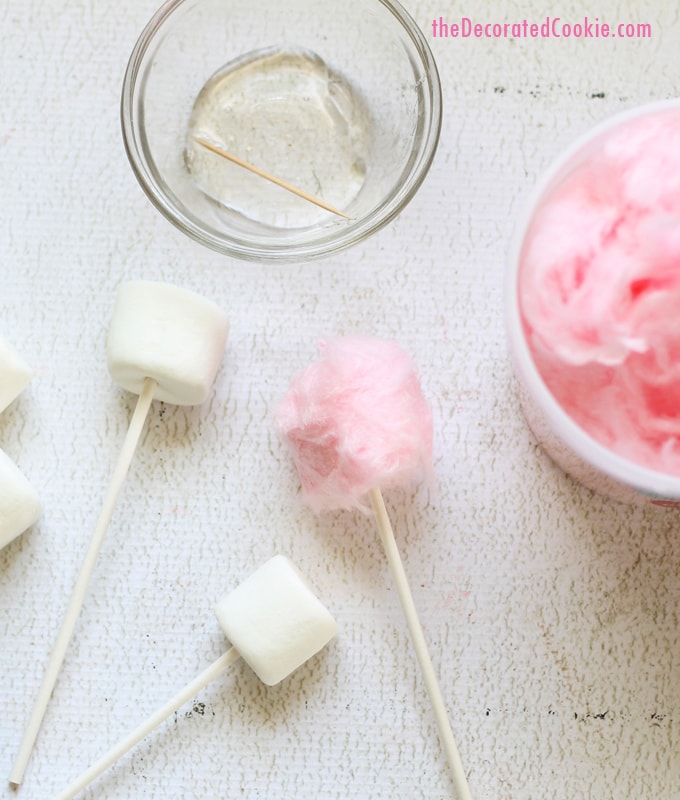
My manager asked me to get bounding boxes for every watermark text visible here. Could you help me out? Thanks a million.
[431,16,652,39]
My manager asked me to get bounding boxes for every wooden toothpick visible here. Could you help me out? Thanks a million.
[191,135,351,220]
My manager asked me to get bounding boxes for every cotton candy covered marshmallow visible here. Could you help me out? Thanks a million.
[274,337,433,512]
[0,449,42,550]
[274,337,470,799]
[0,336,32,414]
[107,280,229,405]
[216,554,338,685]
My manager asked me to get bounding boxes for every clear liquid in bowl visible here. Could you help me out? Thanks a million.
[185,46,371,230]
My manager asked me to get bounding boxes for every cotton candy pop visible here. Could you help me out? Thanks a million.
[275,337,433,512]
[520,107,680,473]
[275,337,471,800]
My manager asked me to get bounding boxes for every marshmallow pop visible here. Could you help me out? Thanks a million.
[0,449,42,551]
[275,337,471,800]
[0,334,33,415]
[0,336,42,550]
[55,555,337,799]
[11,281,229,786]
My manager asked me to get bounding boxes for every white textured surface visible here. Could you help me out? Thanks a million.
[1,1,679,799]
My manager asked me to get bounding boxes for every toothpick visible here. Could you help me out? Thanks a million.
[10,378,157,787]
[369,487,472,800]
[191,136,351,220]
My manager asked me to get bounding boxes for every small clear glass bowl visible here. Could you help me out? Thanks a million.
[121,0,442,263]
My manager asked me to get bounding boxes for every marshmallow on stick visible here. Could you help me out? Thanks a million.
[55,555,337,800]
[0,335,32,415]
[0,449,42,551]
[0,337,41,549]
[10,280,229,786]
[275,337,471,800]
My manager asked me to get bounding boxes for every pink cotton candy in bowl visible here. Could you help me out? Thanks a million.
[274,336,434,512]
[274,336,472,797]
[506,99,680,504]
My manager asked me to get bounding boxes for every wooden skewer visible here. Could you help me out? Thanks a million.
[10,378,157,787]
[55,648,241,800]
[191,135,351,220]
[369,487,472,800]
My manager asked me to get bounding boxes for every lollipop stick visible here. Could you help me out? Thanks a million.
[10,377,157,787]
[368,487,472,800]
[55,647,241,800]
[191,136,351,220]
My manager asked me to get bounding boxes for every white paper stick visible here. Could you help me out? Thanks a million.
[55,647,241,800]
[369,487,472,800]
[10,377,157,786]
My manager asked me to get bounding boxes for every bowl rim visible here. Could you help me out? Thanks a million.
[505,97,680,499]
[120,0,443,263]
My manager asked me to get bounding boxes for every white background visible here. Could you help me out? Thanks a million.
[1,1,678,798]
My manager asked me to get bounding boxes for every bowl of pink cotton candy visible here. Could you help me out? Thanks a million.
[506,99,680,505]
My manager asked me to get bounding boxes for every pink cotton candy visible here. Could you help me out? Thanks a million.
[274,337,433,512]
[520,107,680,473]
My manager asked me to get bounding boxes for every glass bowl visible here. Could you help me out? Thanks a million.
[120,0,442,262]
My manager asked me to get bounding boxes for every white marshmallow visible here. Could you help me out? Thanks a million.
[215,555,337,686]
[0,449,42,550]
[106,281,229,405]
[0,336,32,414]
